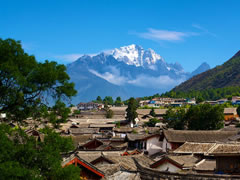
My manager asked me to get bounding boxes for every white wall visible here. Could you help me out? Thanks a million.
[162,138,172,152]
[155,161,181,172]
[146,136,162,155]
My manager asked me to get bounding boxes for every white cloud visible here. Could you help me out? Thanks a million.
[89,66,127,85]
[137,28,198,42]
[192,24,216,37]
[54,54,84,63]
[89,66,186,89]
[128,74,185,88]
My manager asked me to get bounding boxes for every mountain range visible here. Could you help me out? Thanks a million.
[67,44,210,103]
[173,50,240,92]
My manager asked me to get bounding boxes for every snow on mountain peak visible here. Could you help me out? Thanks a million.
[106,44,164,68]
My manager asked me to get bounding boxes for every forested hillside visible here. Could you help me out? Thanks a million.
[173,50,240,91]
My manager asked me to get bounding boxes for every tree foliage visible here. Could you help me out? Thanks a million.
[149,108,156,117]
[237,106,240,116]
[186,104,224,130]
[164,104,224,130]
[126,97,138,124]
[141,86,240,102]
[144,118,160,127]
[96,96,102,103]
[0,124,80,179]
[0,38,79,179]
[0,38,77,125]
[103,96,114,105]
[164,107,186,130]
[114,96,122,106]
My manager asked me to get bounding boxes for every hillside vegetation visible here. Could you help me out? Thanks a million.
[173,50,240,91]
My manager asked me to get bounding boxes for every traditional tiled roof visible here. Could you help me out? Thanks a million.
[173,142,216,154]
[208,143,240,156]
[224,108,237,115]
[62,154,105,177]
[163,130,237,143]
[137,109,167,115]
[68,127,99,134]
[71,134,93,147]
[89,124,116,128]
[75,151,154,172]
[125,133,159,141]
[194,159,216,171]
[113,127,133,133]
[150,155,199,169]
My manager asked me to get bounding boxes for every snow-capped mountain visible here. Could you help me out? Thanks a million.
[107,44,163,67]
[67,44,209,103]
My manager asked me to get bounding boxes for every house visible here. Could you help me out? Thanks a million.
[71,134,93,148]
[134,157,240,180]
[186,98,196,105]
[77,102,103,111]
[137,109,167,119]
[125,133,162,155]
[173,142,216,156]
[170,102,182,107]
[224,108,238,121]
[208,143,240,174]
[150,154,199,173]
[216,99,228,104]
[79,138,104,150]
[232,96,240,104]
[161,130,238,152]
[193,159,216,174]
[74,151,154,179]
[113,127,133,138]
[203,101,218,105]
[62,154,105,180]
[89,124,116,132]
[24,129,44,142]
[68,127,99,135]
[139,100,150,107]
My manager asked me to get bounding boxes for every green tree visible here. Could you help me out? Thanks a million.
[46,100,71,128]
[0,38,77,124]
[0,39,79,178]
[103,96,114,105]
[186,104,224,130]
[96,96,102,103]
[114,96,122,106]
[149,108,156,117]
[164,107,186,130]
[0,124,80,179]
[144,118,160,127]
[106,109,114,118]
[237,105,240,117]
[103,101,114,118]
[126,97,138,124]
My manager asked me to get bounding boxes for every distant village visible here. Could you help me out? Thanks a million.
[2,96,240,179]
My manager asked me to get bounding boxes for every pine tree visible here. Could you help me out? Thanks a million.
[126,97,138,124]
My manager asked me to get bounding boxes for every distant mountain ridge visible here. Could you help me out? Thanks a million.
[173,50,240,92]
[67,44,210,103]
[190,62,210,77]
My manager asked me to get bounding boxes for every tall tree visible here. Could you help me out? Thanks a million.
[149,108,156,117]
[0,124,80,179]
[164,107,186,130]
[0,38,77,124]
[237,106,240,117]
[96,96,102,103]
[103,96,114,105]
[126,97,138,124]
[186,104,224,130]
[114,96,122,106]
[0,38,80,178]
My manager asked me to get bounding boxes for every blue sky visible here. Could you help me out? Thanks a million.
[1,0,240,72]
